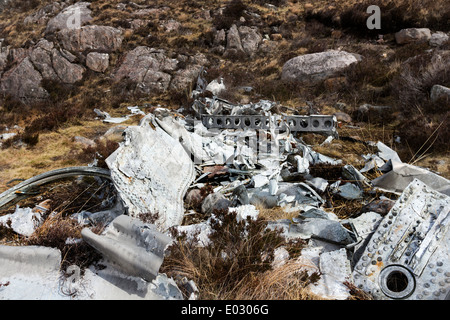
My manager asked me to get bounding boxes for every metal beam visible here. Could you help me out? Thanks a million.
[201,114,337,135]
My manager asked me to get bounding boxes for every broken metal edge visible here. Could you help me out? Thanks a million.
[0,166,111,210]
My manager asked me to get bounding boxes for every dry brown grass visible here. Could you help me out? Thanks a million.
[232,259,324,300]
[0,120,112,193]
[25,211,104,270]
[255,204,300,221]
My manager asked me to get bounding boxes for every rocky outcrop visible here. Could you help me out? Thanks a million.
[395,28,431,45]
[30,39,84,84]
[0,57,48,102]
[24,2,67,26]
[57,25,123,53]
[238,26,263,56]
[114,46,177,95]
[281,50,360,84]
[86,52,109,73]
[45,2,92,33]
[169,53,208,92]
[225,24,244,55]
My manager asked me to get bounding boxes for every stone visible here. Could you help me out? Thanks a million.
[86,52,109,73]
[281,50,360,84]
[0,57,48,102]
[161,19,181,32]
[114,46,177,95]
[24,2,67,26]
[225,24,244,55]
[395,28,431,45]
[73,136,96,148]
[224,24,262,57]
[185,189,203,208]
[201,192,230,215]
[45,2,93,33]
[51,49,85,83]
[57,25,123,53]
[29,39,85,84]
[214,29,226,45]
[169,64,203,92]
[333,112,352,123]
[430,84,450,102]
[238,26,262,56]
[429,32,449,47]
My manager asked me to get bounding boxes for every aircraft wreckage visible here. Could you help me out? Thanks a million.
[0,80,449,300]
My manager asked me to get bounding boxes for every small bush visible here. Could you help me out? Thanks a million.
[391,51,450,115]
[161,208,288,299]
[25,214,103,271]
[396,113,450,156]
[76,139,119,168]
[213,0,247,30]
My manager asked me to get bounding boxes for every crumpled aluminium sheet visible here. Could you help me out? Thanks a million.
[106,114,196,230]
[0,245,62,299]
[0,215,182,300]
[367,141,450,196]
[0,244,183,300]
[81,215,173,282]
[372,160,450,196]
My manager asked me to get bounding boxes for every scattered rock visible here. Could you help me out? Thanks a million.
[224,24,262,57]
[224,24,244,56]
[161,19,181,32]
[281,50,360,84]
[201,192,230,215]
[169,64,203,92]
[429,31,449,47]
[185,189,203,209]
[0,39,9,73]
[430,84,450,102]
[86,52,109,73]
[213,29,226,45]
[238,26,263,56]
[45,2,92,34]
[394,28,431,45]
[333,112,352,123]
[73,136,96,148]
[129,19,150,30]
